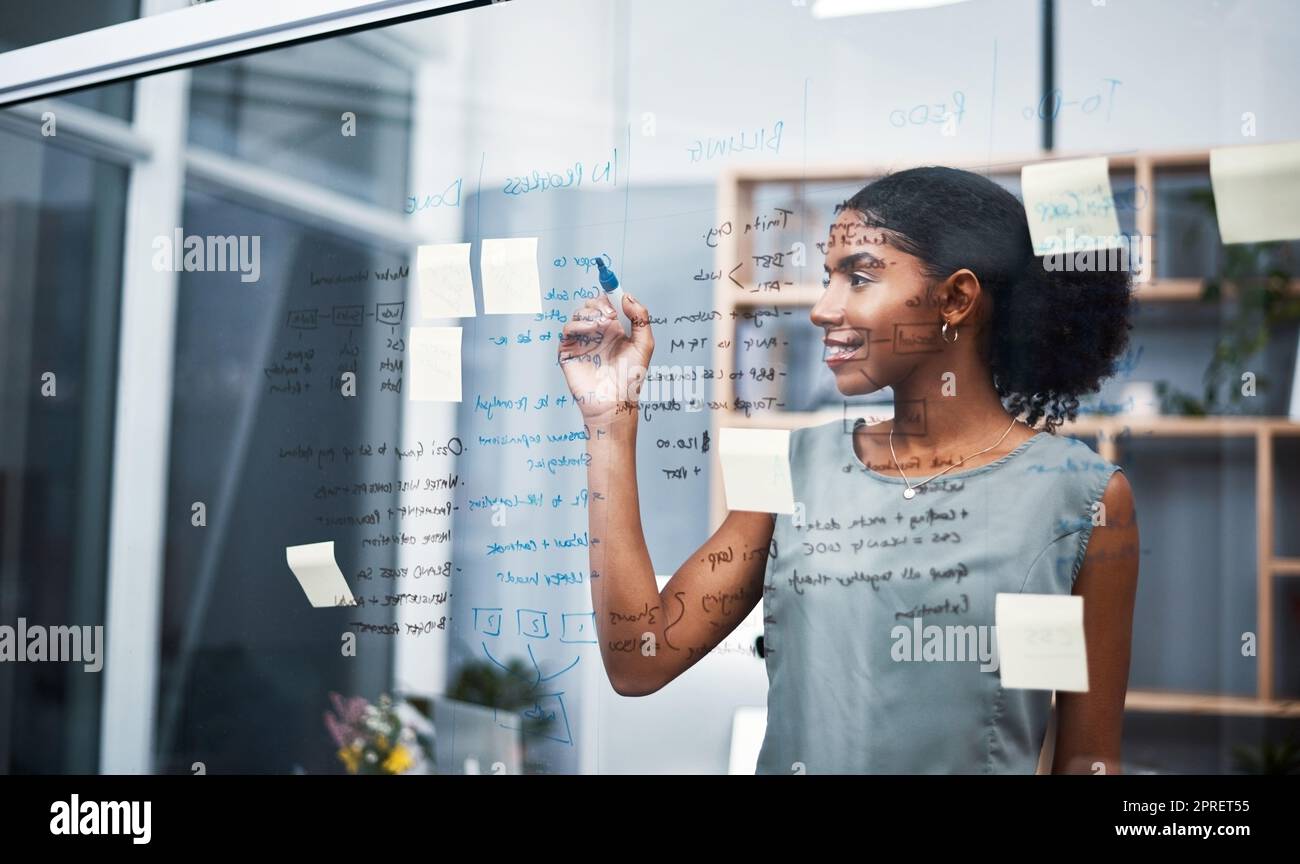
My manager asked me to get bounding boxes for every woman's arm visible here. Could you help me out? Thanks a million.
[1051,470,1140,774]
[585,412,773,695]
[560,292,774,697]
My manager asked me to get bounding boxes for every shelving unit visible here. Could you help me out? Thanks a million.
[711,149,1300,718]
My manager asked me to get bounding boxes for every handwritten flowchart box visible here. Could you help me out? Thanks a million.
[286,308,318,330]
[332,305,364,327]
[376,301,405,326]
[560,612,598,644]
[517,608,548,639]
[473,607,503,637]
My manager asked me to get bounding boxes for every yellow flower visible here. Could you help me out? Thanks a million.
[338,743,363,774]
[382,744,415,775]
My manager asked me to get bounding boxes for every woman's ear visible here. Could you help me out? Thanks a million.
[938,268,982,326]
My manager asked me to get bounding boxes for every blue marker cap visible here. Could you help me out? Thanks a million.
[595,258,619,291]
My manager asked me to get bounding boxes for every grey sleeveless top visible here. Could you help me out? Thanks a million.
[755,418,1122,774]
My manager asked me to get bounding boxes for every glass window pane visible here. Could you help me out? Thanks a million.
[3,0,1299,779]
[0,0,138,119]
[0,0,140,51]
[187,39,413,207]
[0,124,125,773]
[154,183,409,773]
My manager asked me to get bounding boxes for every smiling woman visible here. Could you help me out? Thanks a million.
[815,167,1133,436]
[562,163,1140,774]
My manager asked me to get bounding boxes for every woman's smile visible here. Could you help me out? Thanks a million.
[823,328,866,367]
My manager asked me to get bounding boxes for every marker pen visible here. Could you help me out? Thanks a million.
[595,257,626,329]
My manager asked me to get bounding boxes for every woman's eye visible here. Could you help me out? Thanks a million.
[850,271,875,287]
[820,274,831,289]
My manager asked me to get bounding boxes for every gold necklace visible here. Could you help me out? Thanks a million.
[888,417,1020,500]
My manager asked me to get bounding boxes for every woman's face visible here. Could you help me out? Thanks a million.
[811,209,941,396]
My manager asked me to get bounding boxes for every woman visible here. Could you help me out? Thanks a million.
[558,166,1140,774]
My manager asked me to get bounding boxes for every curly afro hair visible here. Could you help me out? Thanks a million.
[837,166,1134,433]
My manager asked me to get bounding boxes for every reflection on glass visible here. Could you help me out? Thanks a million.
[188,38,413,208]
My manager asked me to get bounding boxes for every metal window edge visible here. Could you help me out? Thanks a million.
[0,0,488,109]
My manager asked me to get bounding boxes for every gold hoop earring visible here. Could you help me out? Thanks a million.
[941,321,959,344]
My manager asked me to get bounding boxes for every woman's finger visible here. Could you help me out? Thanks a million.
[623,291,654,356]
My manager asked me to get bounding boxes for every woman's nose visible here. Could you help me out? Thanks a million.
[810,289,842,327]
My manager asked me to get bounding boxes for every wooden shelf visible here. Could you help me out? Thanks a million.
[1060,415,1300,437]
[731,283,823,306]
[722,410,1300,437]
[1126,690,1300,718]
[726,279,1300,308]
[1134,278,1300,302]
[718,148,1213,184]
[1273,558,1300,576]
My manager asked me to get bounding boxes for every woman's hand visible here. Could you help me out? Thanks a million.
[558,291,654,426]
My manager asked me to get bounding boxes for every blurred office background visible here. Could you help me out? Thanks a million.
[1,0,1299,774]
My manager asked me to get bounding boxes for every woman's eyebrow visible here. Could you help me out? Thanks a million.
[830,250,884,272]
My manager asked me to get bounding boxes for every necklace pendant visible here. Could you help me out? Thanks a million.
[903,487,916,500]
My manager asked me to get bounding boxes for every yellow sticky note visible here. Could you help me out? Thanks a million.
[1210,141,1300,244]
[481,237,542,315]
[285,541,356,608]
[1021,157,1123,255]
[995,593,1088,692]
[408,325,462,402]
[718,427,795,514]
[417,243,476,318]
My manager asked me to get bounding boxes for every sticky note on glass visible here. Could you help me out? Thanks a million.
[995,593,1088,692]
[408,325,462,401]
[718,427,795,514]
[1210,141,1300,244]
[417,243,476,318]
[481,237,542,314]
[1021,157,1123,254]
[286,541,355,608]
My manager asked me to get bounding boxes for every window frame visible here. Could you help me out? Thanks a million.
[0,0,479,108]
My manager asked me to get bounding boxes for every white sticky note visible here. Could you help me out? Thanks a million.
[408,325,462,401]
[1021,157,1123,255]
[718,427,795,514]
[481,237,542,315]
[417,243,476,318]
[286,541,355,608]
[995,593,1088,692]
[1210,141,1300,244]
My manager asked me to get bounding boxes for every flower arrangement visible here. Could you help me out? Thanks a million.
[323,692,431,775]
